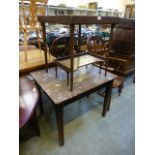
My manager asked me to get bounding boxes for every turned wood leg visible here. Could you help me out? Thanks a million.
[70,71,73,91]
[36,29,41,50]
[55,105,64,146]
[23,29,28,62]
[102,80,113,116]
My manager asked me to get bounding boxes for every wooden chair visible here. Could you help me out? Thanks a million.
[19,0,48,62]
[87,35,107,56]
[103,24,135,94]
[50,35,71,58]
[107,24,135,75]
[87,35,124,96]
[87,35,108,76]
[50,35,79,57]
[50,35,78,84]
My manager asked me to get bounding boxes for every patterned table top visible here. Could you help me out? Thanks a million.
[31,65,116,104]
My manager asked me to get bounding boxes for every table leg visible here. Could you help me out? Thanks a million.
[55,105,64,146]
[38,87,44,115]
[67,71,69,86]
[99,62,102,74]
[35,82,44,115]
[102,80,113,116]
[55,65,58,78]
[30,111,40,136]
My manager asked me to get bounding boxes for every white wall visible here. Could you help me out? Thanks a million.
[125,0,135,5]
[98,0,134,15]
[48,0,89,7]
[47,0,135,16]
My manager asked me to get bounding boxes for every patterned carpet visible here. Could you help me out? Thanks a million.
[20,74,135,155]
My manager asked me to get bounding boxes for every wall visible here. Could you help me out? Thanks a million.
[123,0,135,16]
[36,0,135,17]
[125,0,135,5]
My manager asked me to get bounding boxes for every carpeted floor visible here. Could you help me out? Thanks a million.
[19,74,135,155]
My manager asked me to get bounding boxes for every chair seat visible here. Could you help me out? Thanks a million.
[113,76,124,88]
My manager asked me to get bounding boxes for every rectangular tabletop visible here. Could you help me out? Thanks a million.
[19,49,55,75]
[31,65,116,105]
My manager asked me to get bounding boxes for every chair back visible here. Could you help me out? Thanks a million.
[19,0,48,28]
[51,35,78,58]
[87,36,106,57]
[51,36,70,58]
[109,25,135,55]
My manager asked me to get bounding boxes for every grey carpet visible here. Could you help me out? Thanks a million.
[19,74,135,155]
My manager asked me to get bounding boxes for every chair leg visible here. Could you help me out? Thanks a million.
[99,62,102,74]
[67,71,69,86]
[133,75,135,83]
[104,61,108,77]
[118,83,123,96]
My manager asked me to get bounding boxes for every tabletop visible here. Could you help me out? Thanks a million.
[31,65,116,105]
[19,49,55,75]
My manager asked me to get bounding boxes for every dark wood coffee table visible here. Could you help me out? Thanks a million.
[31,65,116,146]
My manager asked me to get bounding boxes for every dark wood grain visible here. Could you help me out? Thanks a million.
[31,65,116,146]
[41,22,48,73]
[19,76,39,129]
[38,16,134,26]
[107,23,135,75]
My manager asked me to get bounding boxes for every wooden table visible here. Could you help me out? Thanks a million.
[54,52,107,89]
[19,49,55,75]
[55,53,105,71]
[31,65,116,146]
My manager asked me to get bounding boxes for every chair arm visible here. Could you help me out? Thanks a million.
[109,57,128,62]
